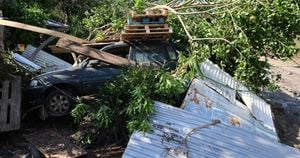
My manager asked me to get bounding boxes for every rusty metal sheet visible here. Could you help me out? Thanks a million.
[200,60,276,133]
[181,78,278,141]
[123,102,300,158]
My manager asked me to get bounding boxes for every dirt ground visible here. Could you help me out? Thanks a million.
[262,52,300,149]
[0,115,124,158]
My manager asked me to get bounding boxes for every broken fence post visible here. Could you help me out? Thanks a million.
[0,76,21,132]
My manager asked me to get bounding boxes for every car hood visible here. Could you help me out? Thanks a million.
[32,67,80,84]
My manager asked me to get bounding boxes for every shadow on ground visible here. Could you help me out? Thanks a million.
[0,112,126,158]
[262,90,300,149]
[0,115,85,158]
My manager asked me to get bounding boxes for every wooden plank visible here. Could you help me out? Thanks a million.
[29,36,57,60]
[122,32,171,35]
[124,27,169,32]
[0,80,9,131]
[121,35,169,41]
[48,45,69,54]
[132,9,168,19]
[8,76,21,130]
[145,25,150,34]
[0,77,21,132]
[83,42,113,47]
[0,10,4,53]
[125,24,168,29]
[56,38,135,66]
[49,41,114,54]
[0,19,86,43]
[123,24,171,36]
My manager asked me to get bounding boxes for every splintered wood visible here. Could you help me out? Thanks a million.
[56,38,135,66]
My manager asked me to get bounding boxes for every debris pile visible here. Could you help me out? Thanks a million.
[122,60,300,157]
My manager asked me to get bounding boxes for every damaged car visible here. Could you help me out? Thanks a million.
[23,40,178,117]
[27,59,120,116]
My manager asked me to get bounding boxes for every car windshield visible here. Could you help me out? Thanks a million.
[134,45,166,63]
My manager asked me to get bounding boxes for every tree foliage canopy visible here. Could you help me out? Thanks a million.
[155,0,300,90]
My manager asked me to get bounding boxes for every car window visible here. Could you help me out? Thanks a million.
[101,45,129,58]
[166,46,177,60]
[134,51,151,63]
[134,45,166,63]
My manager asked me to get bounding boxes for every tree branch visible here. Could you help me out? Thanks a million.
[176,2,238,15]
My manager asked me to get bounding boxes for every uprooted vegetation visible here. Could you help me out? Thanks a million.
[71,67,185,145]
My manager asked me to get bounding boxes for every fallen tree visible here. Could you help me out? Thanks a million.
[71,67,185,145]
[149,0,300,91]
[79,0,300,91]
[71,0,300,146]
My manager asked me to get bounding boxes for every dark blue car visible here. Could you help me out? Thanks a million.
[28,59,120,116]
[27,40,177,117]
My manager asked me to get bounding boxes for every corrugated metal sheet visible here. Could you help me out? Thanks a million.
[181,78,278,141]
[123,102,300,158]
[200,60,276,132]
[11,52,42,72]
[22,45,72,72]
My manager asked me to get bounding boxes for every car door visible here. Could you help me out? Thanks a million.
[81,60,120,95]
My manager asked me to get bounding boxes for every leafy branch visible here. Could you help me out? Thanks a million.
[72,67,185,145]
[148,0,300,90]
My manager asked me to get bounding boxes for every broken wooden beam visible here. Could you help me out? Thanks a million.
[49,42,112,54]
[0,11,4,53]
[56,38,135,66]
[0,19,86,43]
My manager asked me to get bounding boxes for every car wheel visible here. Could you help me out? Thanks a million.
[44,89,74,117]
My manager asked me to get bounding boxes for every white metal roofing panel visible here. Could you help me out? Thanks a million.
[11,52,41,72]
[22,45,72,72]
[200,60,276,132]
[181,78,278,141]
[123,102,300,158]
